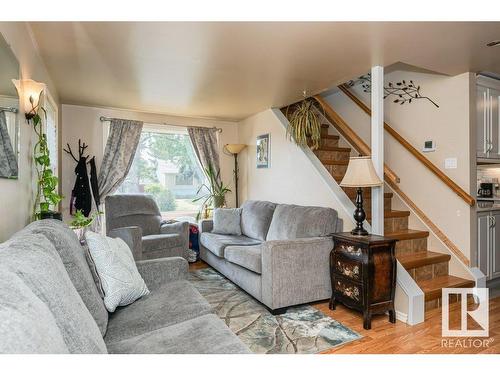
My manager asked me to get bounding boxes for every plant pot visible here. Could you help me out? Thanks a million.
[40,211,63,221]
[213,196,225,208]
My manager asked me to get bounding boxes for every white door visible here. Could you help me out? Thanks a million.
[477,85,489,158]
[491,211,500,279]
[489,88,500,159]
[477,212,490,279]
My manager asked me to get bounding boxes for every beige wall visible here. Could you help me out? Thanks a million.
[237,109,354,229]
[0,23,59,241]
[61,105,239,219]
[323,70,473,259]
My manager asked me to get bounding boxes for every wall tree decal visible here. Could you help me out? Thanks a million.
[346,73,439,108]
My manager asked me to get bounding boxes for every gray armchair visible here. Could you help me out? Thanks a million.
[105,194,190,260]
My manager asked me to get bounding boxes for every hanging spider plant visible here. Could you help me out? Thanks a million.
[285,96,324,150]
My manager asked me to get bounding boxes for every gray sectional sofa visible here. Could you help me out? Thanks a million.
[200,200,343,314]
[0,219,249,354]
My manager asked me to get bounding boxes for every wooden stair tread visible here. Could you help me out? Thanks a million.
[316,146,351,152]
[321,159,349,166]
[398,251,451,270]
[367,210,410,220]
[385,229,429,240]
[418,275,474,301]
[321,124,329,129]
[322,134,339,140]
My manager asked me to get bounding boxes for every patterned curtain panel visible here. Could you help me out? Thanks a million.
[187,127,221,179]
[0,111,18,178]
[98,118,143,201]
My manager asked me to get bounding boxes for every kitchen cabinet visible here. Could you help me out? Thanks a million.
[477,76,500,160]
[477,210,500,280]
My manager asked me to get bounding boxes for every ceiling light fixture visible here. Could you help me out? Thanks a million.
[486,40,500,47]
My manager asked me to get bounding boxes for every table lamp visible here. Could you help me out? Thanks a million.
[340,156,383,236]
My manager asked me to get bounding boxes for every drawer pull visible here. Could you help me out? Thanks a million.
[337,261,360,279]
[340,244,362,257]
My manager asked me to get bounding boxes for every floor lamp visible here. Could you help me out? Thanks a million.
[224,144,246,208]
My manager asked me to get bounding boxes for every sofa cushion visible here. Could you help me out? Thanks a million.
[107,314,250,354]
[200,232,261,257]
[142,233,183,252]
[21,219,108,335]
[85,232,150,313]
[104,280,213,344]
[240,200,276,241]
[266,204,339,241]
[212,208,242,235]
[0,233,107,353]
[0,269,69,354]
[224,245,262,274]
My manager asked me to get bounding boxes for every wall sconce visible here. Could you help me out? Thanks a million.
[12,79,46,121]
[223,144,247,208]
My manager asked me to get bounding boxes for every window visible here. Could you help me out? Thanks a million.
[117,124,206,219]
[44,93,58,180]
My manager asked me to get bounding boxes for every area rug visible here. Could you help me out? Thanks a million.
[188,268,362,354]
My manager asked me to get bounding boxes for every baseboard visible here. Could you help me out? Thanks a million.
[395,310,407,324]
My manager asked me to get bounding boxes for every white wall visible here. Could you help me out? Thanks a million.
[0,23,59,241]
[237,109,353,230]
[61,105,239,219]
[323,70,473,260]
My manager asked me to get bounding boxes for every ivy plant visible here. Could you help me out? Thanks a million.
[32,111,63,219]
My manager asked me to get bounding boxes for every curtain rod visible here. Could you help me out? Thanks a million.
[0,106,18,114]
[99,116,223,133]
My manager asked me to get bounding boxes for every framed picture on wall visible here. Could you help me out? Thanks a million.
[256,133,270,169]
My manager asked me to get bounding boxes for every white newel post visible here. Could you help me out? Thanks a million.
[371,65,384,235]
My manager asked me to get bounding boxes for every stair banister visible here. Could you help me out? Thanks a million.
[313,95,401,186]
[337,84,475,207]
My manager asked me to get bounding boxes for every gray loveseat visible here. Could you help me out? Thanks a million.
[105,194,190,261]
[200,200,342,314]
[0,220,249,354]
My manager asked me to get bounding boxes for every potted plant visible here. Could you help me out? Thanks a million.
[32,111,63,220]
[69,209,101,242]
[193,164,231,220]
[285,96,324,150]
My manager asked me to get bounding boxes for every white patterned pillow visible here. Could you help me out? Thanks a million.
[84,231,149,312]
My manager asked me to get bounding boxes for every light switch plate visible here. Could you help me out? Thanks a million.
[445,158,457,169]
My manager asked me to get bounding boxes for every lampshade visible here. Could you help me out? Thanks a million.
[12,79,46,120]
[340,156,383,187]
[224,144,247,154]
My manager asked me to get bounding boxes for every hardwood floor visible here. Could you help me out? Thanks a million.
[189,261,500,354]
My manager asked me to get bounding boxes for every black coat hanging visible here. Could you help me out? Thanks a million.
[64,140,92,217]
[88,156,100,209]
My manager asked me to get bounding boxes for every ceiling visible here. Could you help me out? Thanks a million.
[29,22,500,120]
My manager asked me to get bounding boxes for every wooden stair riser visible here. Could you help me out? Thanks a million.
[316,149,351,162]
[325,164,348,177]
[407,262,449,283]
[321,125,329,137]
[367,215,408,233]
[395,238,428,257]
[320,137,339,148]
[362,197,393,213]
[425,293,475,311]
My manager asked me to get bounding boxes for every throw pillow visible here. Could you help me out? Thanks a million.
[84,231,150,312]
[212,208,242,235]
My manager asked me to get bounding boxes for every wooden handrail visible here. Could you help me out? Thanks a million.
[338,84,475,207]
[314,95,400,185]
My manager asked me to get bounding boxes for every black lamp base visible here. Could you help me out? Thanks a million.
[350,187,369,236]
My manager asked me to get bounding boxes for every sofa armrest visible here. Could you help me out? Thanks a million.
[199,219,213,233]
[160,221,189,235]
[261,236,333,310]
[136,256,189,290]
[109,226,143,261]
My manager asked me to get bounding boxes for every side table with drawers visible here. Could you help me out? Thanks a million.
[329,232,397,330]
